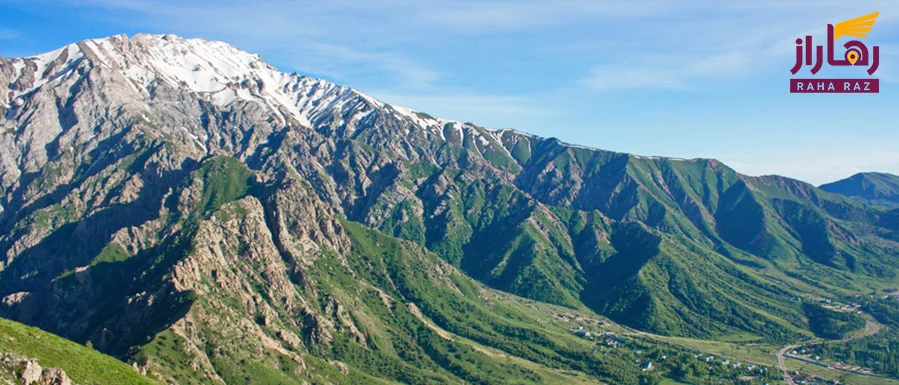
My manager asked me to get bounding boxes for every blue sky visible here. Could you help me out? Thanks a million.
[1,0,897,184]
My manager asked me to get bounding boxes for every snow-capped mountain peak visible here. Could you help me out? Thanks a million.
[3,34,385,129]
[1,33,522,156]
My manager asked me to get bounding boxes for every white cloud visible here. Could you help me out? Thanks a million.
[73,0,440,88]
[368,91,559,125]
[0,29,19,40]
[581,51,752,91]
[725,147,899,185]
[286,42,441,89]
[414,0,680,32]
[579,1,899,91]
[71,0,899,95]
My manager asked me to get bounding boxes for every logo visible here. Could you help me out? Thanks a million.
[790,12,880,93]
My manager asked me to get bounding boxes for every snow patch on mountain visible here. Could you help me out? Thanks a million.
[5,43,86,105]
[3,33,526,150]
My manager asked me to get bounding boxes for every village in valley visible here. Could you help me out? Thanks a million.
[557,312,778,383]
[485,287,898,385]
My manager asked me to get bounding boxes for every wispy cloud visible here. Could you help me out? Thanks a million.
[67,0,563,123]
[726,147,899,185]
[72,0,440,88]
[579,1,899,91]
[0,28,19,40]
[582,51,753,91]
[71,0,899,95]
[295,42,441,90]
[370,91,558,121]
[413,0,680,32]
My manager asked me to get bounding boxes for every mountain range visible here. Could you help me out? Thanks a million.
[0,34,897,384]
[820,172,899,208]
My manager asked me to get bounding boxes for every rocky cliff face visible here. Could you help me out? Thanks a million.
[0,34,897,384]
[0,353,73,385]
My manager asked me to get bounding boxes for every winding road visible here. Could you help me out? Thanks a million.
[776,319,881,384]
[860,320,881,339]
[776,344,803,385]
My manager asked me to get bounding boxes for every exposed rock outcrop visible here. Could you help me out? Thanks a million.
[0,353,73,385]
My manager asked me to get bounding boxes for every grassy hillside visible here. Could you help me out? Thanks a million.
[363,150,899,343]
[820,172,899,208]
[0,316,159,385]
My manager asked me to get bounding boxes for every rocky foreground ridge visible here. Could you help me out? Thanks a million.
[0,353,72,385]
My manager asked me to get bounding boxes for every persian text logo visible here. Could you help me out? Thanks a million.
[790,12,880,93]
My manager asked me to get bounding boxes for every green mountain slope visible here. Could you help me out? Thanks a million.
[1,155,657,384]
[820,172,899,208]
[0,316,159,385]
[357,138,899,342]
